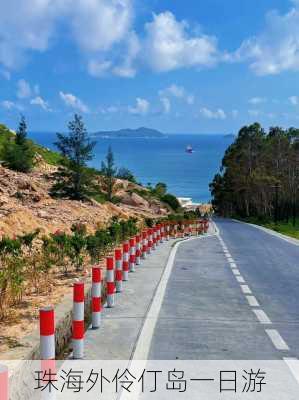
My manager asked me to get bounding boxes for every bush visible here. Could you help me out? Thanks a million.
[161,193,181,212]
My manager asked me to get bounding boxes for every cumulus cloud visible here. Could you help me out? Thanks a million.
[160,97,171,114]
[231,3,299,75]
[128,97,150,115]
[59,91,89,113]
[1,100,23,111]
[289,95,299,105]
[199,107,226,120]
[30,96,51,111]
[143,12,218,72]
[159,84,195,105]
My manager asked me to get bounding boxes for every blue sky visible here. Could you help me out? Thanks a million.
[1,0,299,133]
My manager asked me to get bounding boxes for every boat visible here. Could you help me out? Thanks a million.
[186,145,193,153]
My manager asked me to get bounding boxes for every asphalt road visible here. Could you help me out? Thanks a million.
[148,218,299,360]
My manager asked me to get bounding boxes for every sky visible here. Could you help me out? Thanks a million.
[1,0,299,134]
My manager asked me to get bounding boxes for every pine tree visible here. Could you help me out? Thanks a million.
[3,115,34,172]
[51,114,96,200]
[101,146,117,202]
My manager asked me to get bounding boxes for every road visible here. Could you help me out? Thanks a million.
[148,218,299,360]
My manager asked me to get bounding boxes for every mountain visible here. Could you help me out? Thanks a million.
[92,127,165,138]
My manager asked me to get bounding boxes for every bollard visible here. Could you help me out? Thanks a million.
[40,307,55,360]
[160,224,164,243]
[129,238,136,272]
[142,230,147,259]
[115,248,123,292]
[0,365,8,400]
[152,226,157,249]
[135,235,141,265]
[92,266,102,329]
[166,223,170,240]
[147,228,152,254]
[72,282,84,359]
[122,242,129,281]
[106,257,115,307]
[188,222,192,237]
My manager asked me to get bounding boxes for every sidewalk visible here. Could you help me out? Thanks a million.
[83,238,179,359]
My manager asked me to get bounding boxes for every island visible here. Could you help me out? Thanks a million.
[92,127,165,139]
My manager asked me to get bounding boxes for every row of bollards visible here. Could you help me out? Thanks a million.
[0,219,210,399]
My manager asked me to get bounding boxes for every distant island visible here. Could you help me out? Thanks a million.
[92,127,165,139]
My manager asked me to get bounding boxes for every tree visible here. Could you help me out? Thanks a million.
[101,146,117,202]
[3,115,34,172]
[154,182,167,197]
[51,114,96,200]
[117,167,136,183]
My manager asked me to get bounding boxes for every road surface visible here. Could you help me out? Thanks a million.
[148,218,299,360]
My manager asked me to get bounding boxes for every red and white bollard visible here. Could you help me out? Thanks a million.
[115,248,123,292]
[92,267,102,329]
[0,365,8,400]
[152,226,157,249]
[106,257,115,307]
[129,238,136,272]
[40,307,55,360]
[135,235,141,265]
[123,242,129,281]
[188,222,192,237]
[166,223,170,240]
[147,228,153,254]
[72,282,84,359]
[142,230,147,259]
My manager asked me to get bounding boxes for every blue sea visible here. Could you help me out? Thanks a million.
[28,132,233,203]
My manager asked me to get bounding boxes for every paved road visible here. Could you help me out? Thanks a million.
[148,218,299,360]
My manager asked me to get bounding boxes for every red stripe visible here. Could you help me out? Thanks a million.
[115,270,122,281]
[72,320,84,339]
[115,248,122,260]
[92,267,102,283]
[106,257,114,270]
[92,297,102,312]
[136,249,141,257]
[129,254,135,263]
[73,282,84,302]
[135,235,140,243]
[123,261,129,271]
[107,281,115,295]
[40,308,55,336]
[123,242,129,252]
[129,238,135,246]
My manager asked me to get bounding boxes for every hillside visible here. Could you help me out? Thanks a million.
[92,126,165,138]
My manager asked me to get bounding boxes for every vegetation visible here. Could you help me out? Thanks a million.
[51,114,97,200]
[210,123,299,228]
[2,116,35,172]
[116,167,137,183]
[0,217,138,320]
[101,146,118,202]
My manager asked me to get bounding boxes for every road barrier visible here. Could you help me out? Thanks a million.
[135,234,141,266]
[72,282,85,359]
[147,228,153,254]
[142,230,148,259]
[0,365,8,400]
[122,242,129,281]
[129,237,136,272]
[40,307,55,360]
[92,266,102,329]
[115,248,123,292]
[106,257,115,308]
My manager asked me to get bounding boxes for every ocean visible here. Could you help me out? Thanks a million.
[28,132,233,204]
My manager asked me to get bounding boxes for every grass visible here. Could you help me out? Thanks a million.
[241,216,299,240]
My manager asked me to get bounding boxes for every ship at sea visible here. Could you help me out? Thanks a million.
[186,145,194,153]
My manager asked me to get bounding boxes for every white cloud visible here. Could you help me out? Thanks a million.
[30,96,51,111]
[87,60,112,77]
[59,91,89,113]
[232,3,299,75]
[249,97,267,105]
[1,100,23,111]
[113,31,140,78]
[143,12,218,72]
[289,95,299,105]
[128,97,150,115]
[159,84,195,106]
[160,97,171,114]
[17,79,32,99]
[199,107,226,120]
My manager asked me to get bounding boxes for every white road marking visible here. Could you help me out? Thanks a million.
[240,285,252,294]
[227,257,235,263]
[284,358,299,384]
[232,269,241,276]
[236,276,245,283]
[266,329,290,351]
[230,262,237,268]
[246,295,260,307]
[253,309,272,324]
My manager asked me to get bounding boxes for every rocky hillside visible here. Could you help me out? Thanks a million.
[0,163,169,237]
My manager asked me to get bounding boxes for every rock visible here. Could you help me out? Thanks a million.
[120,192,149,208]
